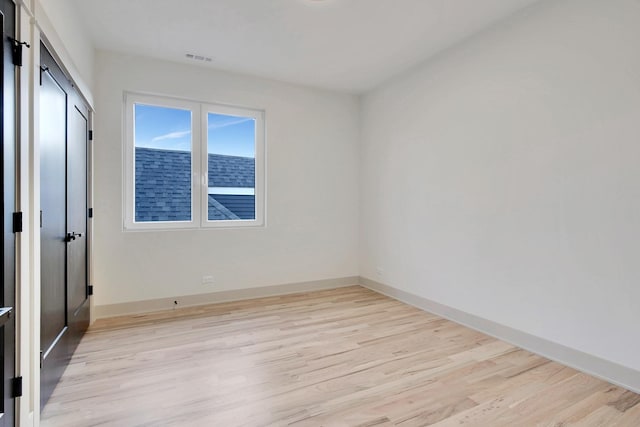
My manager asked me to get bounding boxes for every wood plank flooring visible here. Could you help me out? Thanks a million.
[41,286,640,426]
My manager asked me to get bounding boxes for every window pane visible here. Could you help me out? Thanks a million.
[207,112,256,221]
[134,104,192,222]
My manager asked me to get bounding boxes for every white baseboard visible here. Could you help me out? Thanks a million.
[359,276,640,394]
[95,276,359,319]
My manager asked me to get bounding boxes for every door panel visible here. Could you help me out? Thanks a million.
[40,42,91,409]
[67,106,88,316]
[39,64,69,409]
[39,70,67,357]
[1,0,17,425]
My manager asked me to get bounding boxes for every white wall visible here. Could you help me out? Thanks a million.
[93,51,359,307]
[360,0,640,373]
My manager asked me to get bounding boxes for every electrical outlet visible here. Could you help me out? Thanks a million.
[202,275,215,285]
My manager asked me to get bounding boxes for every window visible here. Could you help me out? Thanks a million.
[124,93,265,230]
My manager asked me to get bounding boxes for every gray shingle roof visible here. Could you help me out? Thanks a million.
[208,196,239,221]
[209,194,255,220]
[135,147,255,222]
[135,148,192,222]
[208,153,255,188]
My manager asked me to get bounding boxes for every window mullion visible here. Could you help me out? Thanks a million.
[192,102,202,227]
[200,104,208,227]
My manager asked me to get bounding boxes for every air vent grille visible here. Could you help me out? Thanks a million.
[185,53,213,62]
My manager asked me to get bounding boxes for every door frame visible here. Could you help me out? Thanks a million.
[6,2,97,423]
[0,0,18,425]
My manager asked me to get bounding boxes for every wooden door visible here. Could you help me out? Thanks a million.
[39,43,90,409]
[0,0,17,425]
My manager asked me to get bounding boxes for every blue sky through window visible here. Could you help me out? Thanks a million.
[134,104,256,158]
[134,104,192,152]
[208,113,255,159]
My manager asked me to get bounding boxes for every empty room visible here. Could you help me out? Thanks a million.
[1,0,639,426]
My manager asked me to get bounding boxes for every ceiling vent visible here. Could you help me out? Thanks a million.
[185,53,213,62]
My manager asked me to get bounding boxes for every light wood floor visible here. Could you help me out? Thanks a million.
[41,286,640,427]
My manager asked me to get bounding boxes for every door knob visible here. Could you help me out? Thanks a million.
[65,232,83,242]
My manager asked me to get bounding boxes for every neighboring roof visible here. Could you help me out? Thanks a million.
[135,148,192,222]
[134,147,255,222]
[208,153,255,188]
[208,196,239,221]
[209,194,255,220]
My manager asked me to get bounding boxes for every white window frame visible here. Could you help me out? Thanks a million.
[123,92,265,230]
[201,104,265,229]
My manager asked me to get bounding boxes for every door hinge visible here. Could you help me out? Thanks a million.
[40,210,43,228]
[11,377,23,398]
[8,38,30,67]
[88,130,94,141]
[40,351,44,369]
[39,65,49,86]
[88,207,94,218]
[88,285,94,296]
[12,212,23,233]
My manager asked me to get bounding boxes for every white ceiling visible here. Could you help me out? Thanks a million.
[72,0,541,93]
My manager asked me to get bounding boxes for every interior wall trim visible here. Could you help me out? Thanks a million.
[94,276,359,319]
[359,276,640,394]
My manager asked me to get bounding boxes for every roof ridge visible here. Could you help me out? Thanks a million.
[136,146,254,161]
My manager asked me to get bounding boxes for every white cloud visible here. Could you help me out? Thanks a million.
[208,117,252,130]
[152,130,191,142]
